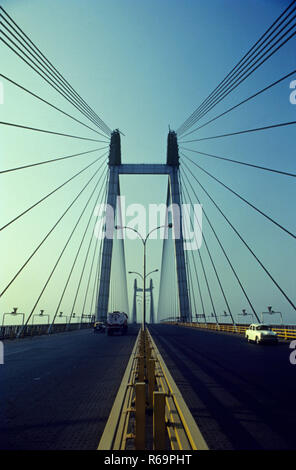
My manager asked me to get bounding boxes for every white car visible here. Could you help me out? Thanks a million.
[245,324,278,345]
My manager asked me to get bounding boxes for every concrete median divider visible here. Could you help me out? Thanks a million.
[97,327,208,451]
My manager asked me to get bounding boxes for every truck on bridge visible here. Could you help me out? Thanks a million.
[105,311,128,336]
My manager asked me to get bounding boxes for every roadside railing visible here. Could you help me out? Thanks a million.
[98,327,208,451]
[170,322,296,340]
[270,326,296,340]
[0,322,93,340]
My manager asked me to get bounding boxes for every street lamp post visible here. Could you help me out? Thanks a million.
[116,224,172,329]
[238,309,254,324]
[32,309,50,325]
[128,269,159,281]
[58,312,68,327]
[218,311,230,322]
[206,313,216,322]
[261,306,283,325]
[2,307,25,328]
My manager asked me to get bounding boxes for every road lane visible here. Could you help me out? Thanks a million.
[0,325,139,450]
[149,324,296,450]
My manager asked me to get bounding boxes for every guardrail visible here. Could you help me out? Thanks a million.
[98,327,208,451]
[170,322,296,340]
[0,322,93,340]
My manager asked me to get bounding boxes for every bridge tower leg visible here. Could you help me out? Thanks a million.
[96,130,121,322]
[167,131,191,323]
[131,278,138,323]
[149,278,155,324]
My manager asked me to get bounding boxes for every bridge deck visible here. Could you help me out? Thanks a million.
[149,324,296,450]
[0,326,139,450]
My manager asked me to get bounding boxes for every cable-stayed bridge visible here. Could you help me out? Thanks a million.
[0,2,296,452]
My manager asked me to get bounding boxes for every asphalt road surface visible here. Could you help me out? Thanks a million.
[2,323,295,451]
[149,324,296,450]
[0,325,139,450]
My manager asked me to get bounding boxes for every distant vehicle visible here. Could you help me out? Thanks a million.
[245,324,278,344]
[105,311,128,336]
[93,321,105,333]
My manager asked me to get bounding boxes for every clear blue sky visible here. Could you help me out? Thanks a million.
[0,0,295,325]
